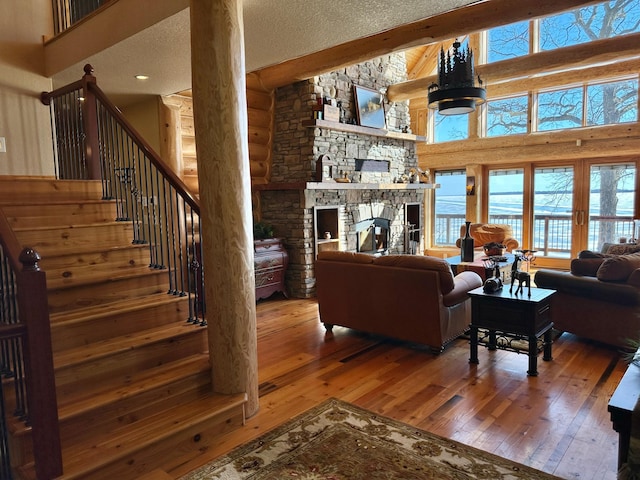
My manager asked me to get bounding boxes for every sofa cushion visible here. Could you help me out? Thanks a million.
[316,251,374,264]
[597,253,640,282]
[629,269,640,288]
[373,255,455,293]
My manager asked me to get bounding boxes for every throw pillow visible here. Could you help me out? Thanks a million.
[578,250,606,259]
[596,253,640,282]
[571,258,604,277]
[604,243,640,255]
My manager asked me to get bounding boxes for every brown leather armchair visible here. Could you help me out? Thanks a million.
[455,223,519,253]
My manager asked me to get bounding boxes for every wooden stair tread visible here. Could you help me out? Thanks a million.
[50,292,186,325]
[57,354,210,418]
[46,265,166,290]
[54,323,205,370]
[60,393,247,478]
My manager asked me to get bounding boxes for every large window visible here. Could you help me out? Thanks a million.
[537,87,583,131]
[587,78,639,126]
[536,79,639,132]
[433,112,469,143]
[486,20,529,62]
[540,0,640,51]
[433,170,466,246]
[486,96,529,136]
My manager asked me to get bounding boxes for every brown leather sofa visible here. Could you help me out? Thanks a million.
[534,250,640,348]
[455,223,519,253]
[314,251,483,353]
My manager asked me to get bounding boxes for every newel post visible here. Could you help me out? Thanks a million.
[17,248,62,480]
[81,64,102,180]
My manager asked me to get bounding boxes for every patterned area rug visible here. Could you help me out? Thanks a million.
[180,398,562,480]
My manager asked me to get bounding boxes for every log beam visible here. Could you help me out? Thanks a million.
[254,0,600,89]
[389,32,640,101]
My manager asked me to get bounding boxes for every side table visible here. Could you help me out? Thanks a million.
[468,286,556,376]
[254,238,289,301]
[609,354,640,470]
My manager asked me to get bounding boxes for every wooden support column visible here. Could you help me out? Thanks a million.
[189,0,259,416]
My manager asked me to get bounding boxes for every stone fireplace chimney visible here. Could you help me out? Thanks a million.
[257,53,432,298]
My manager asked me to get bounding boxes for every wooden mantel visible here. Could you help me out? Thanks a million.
[302,119,427,142]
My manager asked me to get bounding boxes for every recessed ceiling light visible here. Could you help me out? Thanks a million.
[135,74,149,80]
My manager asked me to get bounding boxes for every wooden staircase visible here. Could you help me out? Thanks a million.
[0,177,246,480]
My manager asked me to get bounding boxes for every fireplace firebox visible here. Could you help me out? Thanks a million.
[356,218,390,254]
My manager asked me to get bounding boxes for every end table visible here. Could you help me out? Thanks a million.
[468,286,556,376]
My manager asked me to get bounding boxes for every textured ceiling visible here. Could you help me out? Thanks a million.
[50,0,479,106]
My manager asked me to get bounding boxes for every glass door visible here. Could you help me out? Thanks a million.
[583,163,637,253]
[532,166,575,268]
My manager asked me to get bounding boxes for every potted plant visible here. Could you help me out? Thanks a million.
[253,221,274,241]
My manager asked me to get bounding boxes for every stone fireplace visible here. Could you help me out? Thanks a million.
[256,53,432,298]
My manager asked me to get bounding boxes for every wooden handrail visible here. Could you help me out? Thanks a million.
[40,79,84,106]
[86,73,200,213]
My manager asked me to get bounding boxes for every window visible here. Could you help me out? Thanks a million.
[433,170,466,246]
[486,96,529,136]
[486,21,529,62]
[535,79,639,132]
[540,1,640,51]
[433,112,469,143]
[587,78,639,126]
[488,169,524,241]
[537,87,583,132]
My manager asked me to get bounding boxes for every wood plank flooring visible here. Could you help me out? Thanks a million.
[169,296,627,479]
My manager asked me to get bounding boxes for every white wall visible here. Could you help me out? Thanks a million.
[0,0,55,176]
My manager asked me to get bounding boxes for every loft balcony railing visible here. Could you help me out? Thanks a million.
[435,213,635,256]
[41,64,205,325]
[51,0,114,35]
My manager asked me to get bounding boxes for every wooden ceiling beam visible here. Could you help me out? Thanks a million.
[487,57,640,98]
[253,0,601,90]
[388,32,640,101]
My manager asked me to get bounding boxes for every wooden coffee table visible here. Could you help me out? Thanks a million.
[468,286,556,376]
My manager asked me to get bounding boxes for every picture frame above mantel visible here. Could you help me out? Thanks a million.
[353,85,386,129]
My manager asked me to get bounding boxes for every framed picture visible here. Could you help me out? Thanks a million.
[353,85,386,129]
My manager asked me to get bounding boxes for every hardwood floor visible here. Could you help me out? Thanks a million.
[169,296,626,479]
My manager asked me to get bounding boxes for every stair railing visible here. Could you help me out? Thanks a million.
[41,65,206,325]
[51,0,115,35]
[0,211,62,480]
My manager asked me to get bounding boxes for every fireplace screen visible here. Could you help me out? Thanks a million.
[356,218,390,254]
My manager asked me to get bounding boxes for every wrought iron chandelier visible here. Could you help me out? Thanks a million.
[427,40,486,115]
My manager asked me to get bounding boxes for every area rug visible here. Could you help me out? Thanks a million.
[180,398,562,480]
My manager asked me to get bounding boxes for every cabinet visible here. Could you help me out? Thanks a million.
[314,206,341,257]
[254,238,289,301]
